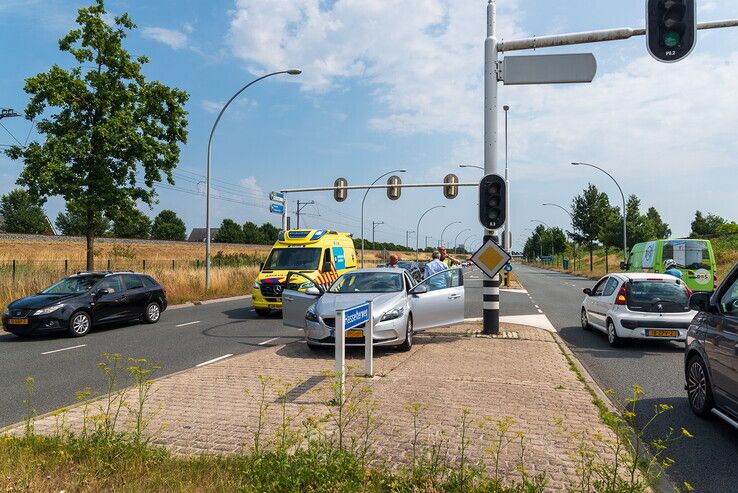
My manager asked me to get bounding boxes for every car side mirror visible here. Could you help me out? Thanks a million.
[95,288,112,298]
[305,286,321,296]
[689,292,712,312]
[619,262,627,270]
[412,284,429,295]
[582,288,592,296]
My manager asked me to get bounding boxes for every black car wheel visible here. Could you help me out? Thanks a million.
[687,355,714,417]
[69,311,91,337]
[398,316,413,352]
[144,302,161,324]
[580,309,591,330]
[306,342,325,352]
[255,308,271,317]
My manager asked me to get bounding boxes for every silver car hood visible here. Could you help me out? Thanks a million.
[315,291,405,318]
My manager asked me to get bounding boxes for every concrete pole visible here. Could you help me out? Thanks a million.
[483,0,500,335]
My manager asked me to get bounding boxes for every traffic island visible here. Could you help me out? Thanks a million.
[3,322,656,491]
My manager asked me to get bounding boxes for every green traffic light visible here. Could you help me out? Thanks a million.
[663,31,680,47]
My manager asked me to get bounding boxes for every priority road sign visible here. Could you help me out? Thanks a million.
[471,239,512,279]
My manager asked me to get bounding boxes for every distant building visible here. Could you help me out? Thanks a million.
[188,228,220,242]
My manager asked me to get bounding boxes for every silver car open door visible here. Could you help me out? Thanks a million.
[410,268,464,330]
[282,272,322,328]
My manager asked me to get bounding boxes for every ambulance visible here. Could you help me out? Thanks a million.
[252,229,358,316]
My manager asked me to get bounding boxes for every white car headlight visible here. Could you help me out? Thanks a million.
[33,304,63,316]
[381,306,404,322]
[2,307,9,317]
[252,282,261,289]
[305,305,319,322]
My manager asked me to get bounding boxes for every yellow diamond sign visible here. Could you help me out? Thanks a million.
[471,239,511,279]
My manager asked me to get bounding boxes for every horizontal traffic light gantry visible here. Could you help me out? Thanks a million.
[479,174,506,230]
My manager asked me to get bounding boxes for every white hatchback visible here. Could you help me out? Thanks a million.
[580,272,697,347]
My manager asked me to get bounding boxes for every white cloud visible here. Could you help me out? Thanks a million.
[239,176,264,199]
[142,27,189,50]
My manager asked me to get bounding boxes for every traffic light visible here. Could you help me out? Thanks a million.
[478,174,506,230]
[646,0,696,63]
[386,175,402,200]
[443,173,459,199]
[334,178,348,202]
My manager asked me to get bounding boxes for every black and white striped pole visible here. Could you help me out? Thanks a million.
[482,234,500,334]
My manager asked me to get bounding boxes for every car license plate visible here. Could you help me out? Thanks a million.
[269,304,280,309]
[8,318,29,325]
[647,329,678,337]
[345,329,363,339]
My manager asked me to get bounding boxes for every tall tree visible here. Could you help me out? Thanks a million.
[56,200,110,236]
[598,205,623,273]
[242,221,266,244]
[214,219,245,243]
[690,210,726,237]
[644,206,671,239]
[151,209,186,241]
[571,184,610,271]
[5,0,188,269]
[0,189,48,234]
[259,223,279,243]
[111,207,151,238]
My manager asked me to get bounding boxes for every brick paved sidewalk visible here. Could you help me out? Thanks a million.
[9,322,621,491]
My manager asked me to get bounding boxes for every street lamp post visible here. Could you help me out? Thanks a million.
[440,221,462,248]
[361,169,407,267]
[542,203,576,270]
[416,205,445,261]
[453,228,471,254]
[571,162,627,264]
[205,69,301,290]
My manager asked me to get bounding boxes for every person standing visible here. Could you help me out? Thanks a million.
[424,251,448,279]
[439,247,460,268]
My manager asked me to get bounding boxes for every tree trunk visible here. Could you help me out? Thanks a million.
[86,206,95,271]
[589,245,594,271]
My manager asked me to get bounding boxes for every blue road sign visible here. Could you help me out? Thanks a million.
[343,302,370,330]
[270,203,284,214]
[504,263,513,272]
[270,191,285,203]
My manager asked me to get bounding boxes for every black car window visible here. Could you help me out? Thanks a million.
[41,275,103,294]
[140,276,158,288]
[122,274,144,290]
[98,276,124,293]
[719,276,738,314]
[592,278,608,297]
[602,277,619,297]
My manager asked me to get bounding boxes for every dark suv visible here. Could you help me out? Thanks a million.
[2,271,167,338]
[685,262,738,428]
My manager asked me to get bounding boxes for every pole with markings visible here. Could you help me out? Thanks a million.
[365,301,374,377]
[335,308,346,405]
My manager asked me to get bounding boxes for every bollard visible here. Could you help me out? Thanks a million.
[335,309,346,405]
[364,300,374,377]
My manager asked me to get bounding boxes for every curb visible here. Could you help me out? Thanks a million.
[167,294,252,310]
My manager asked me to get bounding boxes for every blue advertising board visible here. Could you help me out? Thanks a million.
[343,302,369,330]
[270,203,285,214]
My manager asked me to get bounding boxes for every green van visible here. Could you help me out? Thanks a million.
[624,239,717,292]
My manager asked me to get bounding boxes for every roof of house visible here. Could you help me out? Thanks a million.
[187,228,220,242]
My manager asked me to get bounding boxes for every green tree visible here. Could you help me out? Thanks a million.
[571,184,611,271]
[5,1,188,269]
[151,209,186,241]
[716,221,738,234]
[0,189,48,234]
[259,223,279,243]
[56,200,110,236]
[645,206,671,239]
[214,219,245,243]
[598,205,623,273]
[242,221,266,244]
[690,210,726,237]
[111,207,151,238]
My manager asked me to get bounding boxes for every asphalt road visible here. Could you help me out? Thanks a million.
[514,263,738,493]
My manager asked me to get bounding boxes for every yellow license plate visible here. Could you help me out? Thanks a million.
[345,329,364,339]
[647,329,678,337]
[8,319,29,325]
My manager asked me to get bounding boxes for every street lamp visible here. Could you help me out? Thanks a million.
[361,169,407,267]
[439,221,462,248]
[542,202,576,270]
[571,162,627,263]
[205,69,301,290]
[416,205,445,261]
[459,164,484,171]
[453,228,471,254]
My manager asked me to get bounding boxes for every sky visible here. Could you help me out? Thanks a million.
[1,0,737,252]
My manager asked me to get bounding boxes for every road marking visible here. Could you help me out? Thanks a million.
[258,337,280,346]
[196,354,233,367]
[41,344,87,355]
[534,304,540,309]
[176,320,200,327]
[537,309,543,313]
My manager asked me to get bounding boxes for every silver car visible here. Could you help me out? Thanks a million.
[282,268,465,351]
[581,272,696,347]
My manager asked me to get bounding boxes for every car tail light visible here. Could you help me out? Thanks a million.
[615,286,627,305]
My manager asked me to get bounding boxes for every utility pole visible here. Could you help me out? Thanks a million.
[295,200,315,229]
[372,221,383,245]
[405,230,414,250]
[425,235,431,250]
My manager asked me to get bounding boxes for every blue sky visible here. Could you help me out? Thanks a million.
[1,0,737,251]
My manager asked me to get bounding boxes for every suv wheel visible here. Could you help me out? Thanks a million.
[69,311,91,337]
[607,320,622,348]
[687,355,714,417]
[398,316,413,352]
[580,309,591,330]
[144,302,161,324]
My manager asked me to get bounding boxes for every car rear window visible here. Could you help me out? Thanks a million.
[627,281,690,313]
[140,276,158,288]
[122,274,144,290]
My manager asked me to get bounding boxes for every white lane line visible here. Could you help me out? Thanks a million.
[534,304,540,309]
[537,308,543,313]
[258,337,280,346]
[196,354,233,367]
[41,344,87,355]
[176,320,201,327]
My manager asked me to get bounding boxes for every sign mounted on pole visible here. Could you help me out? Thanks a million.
[270,191,285,203]
[501,53,597,85]
[471,239,512,280]
[270,203,284,214]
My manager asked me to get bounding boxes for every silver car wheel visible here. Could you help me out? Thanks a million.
[147,303,160,322]
[687,360,707,411]
[581,310,589,329]
[607,324,615,344]
[72,313,90,335]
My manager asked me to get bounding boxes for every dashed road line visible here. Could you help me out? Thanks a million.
[196,354,233,367]
[258,337,280,346]
[41,344,87,355]
[175,320,200,327]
